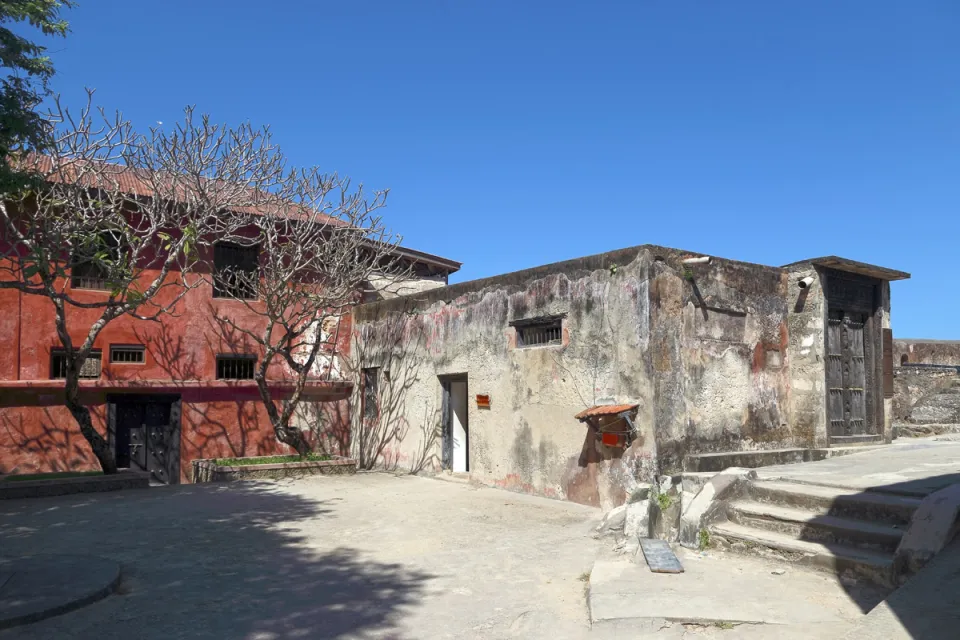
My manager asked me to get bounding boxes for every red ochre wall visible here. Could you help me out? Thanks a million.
[0,259,353,481]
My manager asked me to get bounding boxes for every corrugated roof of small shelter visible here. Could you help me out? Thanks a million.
[574,404,639,420]
[782,256,910,281]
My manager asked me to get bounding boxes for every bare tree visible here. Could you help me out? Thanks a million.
[0,93,284,473]
[211,170,406,457]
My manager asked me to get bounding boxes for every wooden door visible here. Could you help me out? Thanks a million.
[826,309,868,438]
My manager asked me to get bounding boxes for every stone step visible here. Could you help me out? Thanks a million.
[727,500,904,552]
[748,480,921,526]
[828,434,884,446]
[709,521,895,586]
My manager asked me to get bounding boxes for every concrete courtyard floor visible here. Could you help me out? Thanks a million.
[0,471,914,640]
[0,473,604,640]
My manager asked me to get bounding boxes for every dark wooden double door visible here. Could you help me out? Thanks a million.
[111,396,181,484]
[825,272,881,443]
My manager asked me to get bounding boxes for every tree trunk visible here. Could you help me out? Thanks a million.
[276,425,310,458]
[64,391,118,474]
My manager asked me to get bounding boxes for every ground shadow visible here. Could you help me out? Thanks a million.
[0,481,433,639]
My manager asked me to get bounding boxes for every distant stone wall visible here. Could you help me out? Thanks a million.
[896,340,960,366]
[893,365,959,422]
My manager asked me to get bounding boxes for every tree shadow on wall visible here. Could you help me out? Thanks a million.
[0,481,434,639]
[134,322,204,382]
[296,399,351,458]
[0,407,99,474]
[350,305,442,473]
[135,322,279,464]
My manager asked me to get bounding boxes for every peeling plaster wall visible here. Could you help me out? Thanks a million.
[651,252,800,474]
[366,272,449,300]
[353,244,842,505]
[353,247,658,509]
[786,265,828,448]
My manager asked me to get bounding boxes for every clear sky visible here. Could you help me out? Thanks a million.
[35,1,960,338]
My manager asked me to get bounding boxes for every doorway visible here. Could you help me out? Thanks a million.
[440,375,469,473]
[824,270,882,444]
[109,395,181,484]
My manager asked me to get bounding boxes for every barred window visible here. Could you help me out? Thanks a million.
[110,345,145,364]
[51,350,102,379]
[213,242,259,299]
[216,355,256,380]
[513,316,563,348]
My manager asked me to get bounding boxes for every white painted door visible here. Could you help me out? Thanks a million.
[450,380,468,472]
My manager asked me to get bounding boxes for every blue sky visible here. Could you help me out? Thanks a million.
[36,1,960,337]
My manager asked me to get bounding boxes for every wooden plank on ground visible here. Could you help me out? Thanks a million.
[639,538,684,574]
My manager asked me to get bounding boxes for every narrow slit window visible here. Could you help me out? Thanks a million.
[514,317,563,348]
[110,345,145,364]
[362,367,379,420]
[216,355,256,380]
[51,350,102,379]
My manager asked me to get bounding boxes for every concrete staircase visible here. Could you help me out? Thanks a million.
[709,479,923,587]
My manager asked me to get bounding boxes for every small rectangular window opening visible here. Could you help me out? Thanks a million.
[515,318,563,348]
[51,350,102,379]
[71,231,123,291]
[110,345,145,364]
[213,242,259,299]
[362,367,379,420]
[216,355,257,380]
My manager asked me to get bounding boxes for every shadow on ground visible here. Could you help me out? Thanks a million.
[771,469,960,637]
[0,481,433,639]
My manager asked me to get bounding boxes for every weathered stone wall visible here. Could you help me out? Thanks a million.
[785,265,828,447]
[650,251,802,474]
[892,366,959,422]
[352,244,818,506]
[352,246,657,510]
[896,340,960,366]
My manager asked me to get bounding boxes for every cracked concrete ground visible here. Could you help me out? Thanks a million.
[0,473,605,640]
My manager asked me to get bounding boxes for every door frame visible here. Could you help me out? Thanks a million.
[107,393,182,484]
[439,374,469,472]
[821,269,883,443]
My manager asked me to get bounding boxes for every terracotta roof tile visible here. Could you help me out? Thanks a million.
[574,404,639,420]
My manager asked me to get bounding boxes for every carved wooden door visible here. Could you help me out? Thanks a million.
[827,309,868,437]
